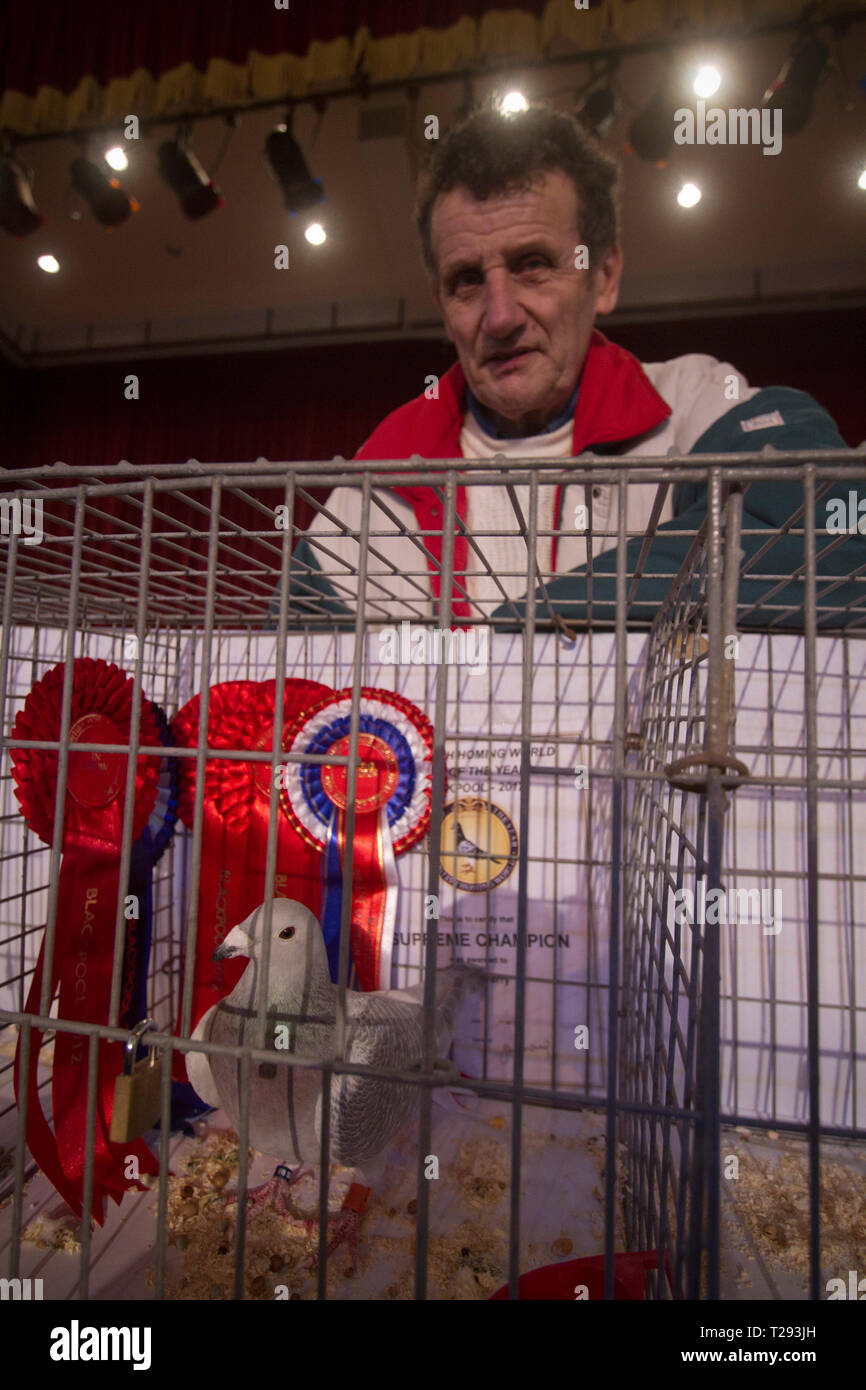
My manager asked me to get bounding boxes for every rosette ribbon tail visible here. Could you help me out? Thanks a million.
[171,678,329,1083]
[51,841,159,1220]
[10,659,163,1224]
[339,801,399,992]
[171,813,248,1084]
[121,703,179,1034]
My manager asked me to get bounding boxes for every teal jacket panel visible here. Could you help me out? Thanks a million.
[496,388,865,632]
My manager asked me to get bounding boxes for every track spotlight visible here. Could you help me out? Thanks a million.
[264,117,324,215]
[0,153,42,236]
[158,138,223,219]
[762,33,830,134]
[69,156,138,228]
[578,84,618,139]
[626,76,683,163]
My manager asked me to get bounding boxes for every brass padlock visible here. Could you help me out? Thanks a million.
[109,1019,163,1143]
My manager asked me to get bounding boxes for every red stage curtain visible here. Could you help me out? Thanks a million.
[6,313,862,479]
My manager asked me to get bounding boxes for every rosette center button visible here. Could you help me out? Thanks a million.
[67,713,126,808]
[320,733,400,813]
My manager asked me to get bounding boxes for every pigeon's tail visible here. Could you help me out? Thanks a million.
[433,962,487,1053]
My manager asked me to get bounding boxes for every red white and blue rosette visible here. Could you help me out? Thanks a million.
[280,687,434,991]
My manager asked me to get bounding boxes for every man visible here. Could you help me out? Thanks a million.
[292,102,861,629]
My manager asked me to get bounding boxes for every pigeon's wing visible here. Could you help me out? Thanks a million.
[331,967,485,1168]
[374,963,486,1055]
[330,995,425,1168]
[187,1003,221,1108]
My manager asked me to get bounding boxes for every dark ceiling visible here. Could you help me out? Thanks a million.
[1,26,865,368]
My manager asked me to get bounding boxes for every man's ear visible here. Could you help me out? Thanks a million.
[593,244,623,316]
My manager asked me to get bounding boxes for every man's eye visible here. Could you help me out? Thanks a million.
[519,256,549,272]
[451,270,481,291]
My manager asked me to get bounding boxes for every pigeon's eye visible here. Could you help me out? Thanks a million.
[279,926,295,940]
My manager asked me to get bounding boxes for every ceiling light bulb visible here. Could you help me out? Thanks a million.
[305,222,326,245]
[500,91,528,115]
[677,182,702,208]
[694,66,721,99]
[105,146,128,171]
[37,253,60,272]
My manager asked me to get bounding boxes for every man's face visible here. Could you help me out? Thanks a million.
[430,168,622,437]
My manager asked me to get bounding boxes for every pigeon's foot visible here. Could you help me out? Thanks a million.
[303,1182,371,1276]
[220,1163,314,1218]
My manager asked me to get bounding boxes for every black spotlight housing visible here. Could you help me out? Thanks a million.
[578,85,618,140]
[627,77,682,163]
[70,156,137,228]
[762,34,831,134]
[264,123,323,214]
[158,140,223,219]
[0,155,43,236]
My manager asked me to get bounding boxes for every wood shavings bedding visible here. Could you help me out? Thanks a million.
[149,1130,359,1300]
[725,1134,866,1279]
[21,1208,82,1253]
[427,1217,508,1300]
[143,1113,612,1299]
[453,1135,509,1209]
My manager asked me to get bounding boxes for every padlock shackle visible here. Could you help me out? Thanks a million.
[123,1017,158,1071]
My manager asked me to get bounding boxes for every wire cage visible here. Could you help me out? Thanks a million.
[0,450,864,1302]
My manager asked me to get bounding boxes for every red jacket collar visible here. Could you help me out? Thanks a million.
[354,330,672,619]
[355,329,671,467]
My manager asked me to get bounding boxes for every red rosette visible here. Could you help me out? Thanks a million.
[11,657,163,1223]
[173,677,330,829]
[11,658,160,843]
[279,685,438,990]
[170,676,331,1079]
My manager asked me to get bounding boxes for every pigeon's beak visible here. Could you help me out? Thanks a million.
[212,923,252,961]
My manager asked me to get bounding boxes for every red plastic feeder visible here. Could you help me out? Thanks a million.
[491,1250,672,1300]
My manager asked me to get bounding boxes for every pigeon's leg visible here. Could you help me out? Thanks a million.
[220,1163,314,1218]
[303,1181,371,1276]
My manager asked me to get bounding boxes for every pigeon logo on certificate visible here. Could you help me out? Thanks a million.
[438,798,518,893]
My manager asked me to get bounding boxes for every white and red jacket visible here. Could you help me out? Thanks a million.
[295,329,854,627]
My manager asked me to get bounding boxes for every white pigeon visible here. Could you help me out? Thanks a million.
[188,898,485,1265]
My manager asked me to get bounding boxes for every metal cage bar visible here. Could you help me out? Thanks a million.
[0,449,863,1303]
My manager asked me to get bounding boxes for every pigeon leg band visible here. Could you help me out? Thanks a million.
[343,1182,372,1215]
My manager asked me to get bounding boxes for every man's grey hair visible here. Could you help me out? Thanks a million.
[414,100,621,275]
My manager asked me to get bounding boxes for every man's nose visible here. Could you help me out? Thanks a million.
[480,269,525,340]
